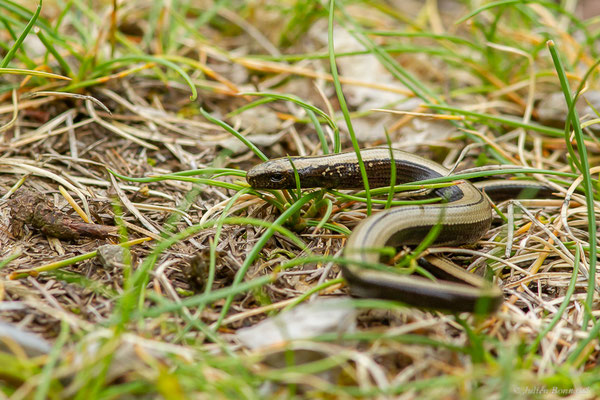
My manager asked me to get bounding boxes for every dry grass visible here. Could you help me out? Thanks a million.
[1,0,599,398]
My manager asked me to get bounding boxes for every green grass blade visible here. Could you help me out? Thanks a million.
[95,55,198,100]
[0,0,42,68]
[34,319,69,400]
[200,108,268,161]
[548,40,597,327]
[213,192,319,330]
[36,29,73,76]
[0,67,70,80]
[328,0,371,215]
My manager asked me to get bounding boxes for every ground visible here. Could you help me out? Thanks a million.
[0,1,599,399]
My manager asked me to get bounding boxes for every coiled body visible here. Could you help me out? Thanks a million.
[247,148,545,312]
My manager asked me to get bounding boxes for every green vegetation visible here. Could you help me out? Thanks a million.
[1,0,599,398]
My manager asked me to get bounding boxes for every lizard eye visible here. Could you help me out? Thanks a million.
[270,173,284,183]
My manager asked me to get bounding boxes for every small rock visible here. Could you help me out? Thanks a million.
[236,298,357,392]
[97,244,127,269]
[237,297,356,350]
[232,107,281,134]
[537,90,600,128]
